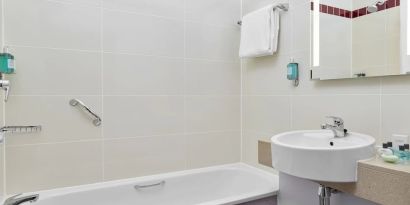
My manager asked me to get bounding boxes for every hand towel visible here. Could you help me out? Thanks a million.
[239,4,280,58]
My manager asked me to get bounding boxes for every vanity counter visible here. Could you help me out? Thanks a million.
[321,158,410,205]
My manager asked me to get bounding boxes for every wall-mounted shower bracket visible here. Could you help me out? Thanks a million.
[0,73,10,102]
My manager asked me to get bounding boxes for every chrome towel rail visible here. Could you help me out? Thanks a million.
[69,99,102,127]
[237,3,289,26]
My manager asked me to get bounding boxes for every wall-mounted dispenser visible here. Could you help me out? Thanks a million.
[0,47,15,74]
[287,58,299,86]
[0,47,14,102]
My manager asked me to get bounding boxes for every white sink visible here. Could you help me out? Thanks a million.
[271,130,375,182]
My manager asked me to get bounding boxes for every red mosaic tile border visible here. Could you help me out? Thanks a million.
[311,0,400,19]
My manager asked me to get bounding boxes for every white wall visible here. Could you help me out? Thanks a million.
[1,0,241,194]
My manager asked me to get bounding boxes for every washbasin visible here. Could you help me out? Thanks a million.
[271,130,375,182]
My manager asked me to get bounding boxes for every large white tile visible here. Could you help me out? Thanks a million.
[292,2,310,52]
[243,96,292,133]
[381,95,410,142]
[185,0,240,26]
[8,47,101,95]
[243,54,295,95]
[186,131,240,169]
[103,96,184,138]
[103,134,186,180]
[0,144,3,197]
[185,60,240,95]
[5,0,101,50]
[5,96,102,145]
[6,141,103,194]
[102,0,184,19]
[185,22,240,61]
[103,53,184,95]
[185,96,240,133]
[52,0,102,7]
[103,10,184,57]
[381,74,410,94]
[292,95,381,142]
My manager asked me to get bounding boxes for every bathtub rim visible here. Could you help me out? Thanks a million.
[2,163,278,204]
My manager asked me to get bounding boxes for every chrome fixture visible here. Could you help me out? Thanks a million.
[69,99,102,127]
[318,185,338,205]
[3,194,39,205]
[321,116,348,138]
[0,126,42,143]
[237,3,289,26]
[134,180,166,190]
[0,73,10,102]
[367,1,386,13]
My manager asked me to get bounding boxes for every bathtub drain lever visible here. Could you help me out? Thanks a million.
[134,180,166,190]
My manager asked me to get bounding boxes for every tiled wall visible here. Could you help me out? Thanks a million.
[1,0,241,194]
[241,0,410,169]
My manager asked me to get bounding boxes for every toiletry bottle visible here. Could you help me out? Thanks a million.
[398,145,408,164]
[405,144,410,163]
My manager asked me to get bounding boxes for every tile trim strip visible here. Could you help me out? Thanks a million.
[311,0,400,19]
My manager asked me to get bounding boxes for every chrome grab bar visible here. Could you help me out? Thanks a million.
[69,99,102,127]
[134,180,166,190]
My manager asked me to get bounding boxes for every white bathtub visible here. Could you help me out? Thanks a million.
[14,163,278,205]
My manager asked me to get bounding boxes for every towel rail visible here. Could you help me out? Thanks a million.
[237,3,289,26]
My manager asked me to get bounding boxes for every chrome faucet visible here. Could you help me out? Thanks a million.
[3,194,39,205]
[321,116,348,138]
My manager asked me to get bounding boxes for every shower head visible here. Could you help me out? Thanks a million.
[367,0,386,13]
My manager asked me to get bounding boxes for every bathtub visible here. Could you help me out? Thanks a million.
[12,163,278,205]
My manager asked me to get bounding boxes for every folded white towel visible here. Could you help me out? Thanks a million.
[239,4,280,58]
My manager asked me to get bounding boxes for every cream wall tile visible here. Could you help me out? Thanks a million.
[0,144,3,196]
[52,0,102,7]
[185,96,240,133]
[243,96,292,133]
[292,95,381,143]
[381,95,410,142]
[103,53,184,95]
[186,131,240,169]
[243,55,294,95]
[292,2,310,52]
[5,96,102,145]
[185,0,240,27]
[104,96,184,138]
[103,135,186,180]
[185,22,240,61]
[6,141,103,194]
[381,75,410,94]
[102,0,184,19]
[8,47,101,95]
[185,60,240,95]
[103,10,184,57]
[5,0,101,50]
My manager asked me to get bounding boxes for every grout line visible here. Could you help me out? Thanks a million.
[183,0,188,170]
[2,0,6,195]
[100,2,105,182]
[239,0,244,163]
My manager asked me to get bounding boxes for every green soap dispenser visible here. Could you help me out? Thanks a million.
[0,47,15,74]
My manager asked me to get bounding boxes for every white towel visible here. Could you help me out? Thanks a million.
[239,4,280,58]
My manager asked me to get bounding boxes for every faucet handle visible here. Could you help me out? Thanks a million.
[326,116,344,125]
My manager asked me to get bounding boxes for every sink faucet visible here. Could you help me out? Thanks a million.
[3,194,39,205]
[0,73,10,102]
[321,116,348,138]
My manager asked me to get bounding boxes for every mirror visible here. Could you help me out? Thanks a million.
[310,0,410,80]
